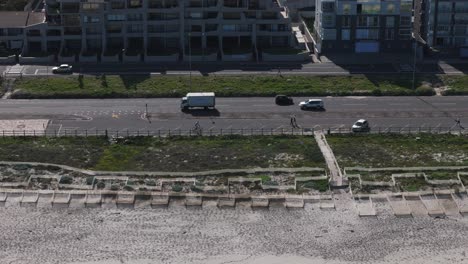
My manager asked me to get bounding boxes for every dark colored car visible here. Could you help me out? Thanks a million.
[275,95,293,105]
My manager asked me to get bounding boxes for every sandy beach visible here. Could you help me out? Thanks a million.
[1,196,467,264]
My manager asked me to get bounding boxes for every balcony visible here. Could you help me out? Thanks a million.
[27,30,41,37]
[63,27,82,36]
[148,0,178,8]
[223,12,242,20]
[224,0,245,8]
[61,3,80,13]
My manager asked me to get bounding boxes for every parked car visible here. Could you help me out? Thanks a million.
[299,99,324,110]
[352,119,370,132]
[275,95,293,105]
[52,64,73,74]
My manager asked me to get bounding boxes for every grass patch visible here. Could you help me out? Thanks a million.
[396,177,427,192]
[328,134,468,168]
[11,74,447,99]
[426,170,460,180]
[0,135,324,172]
[440,75,468,95]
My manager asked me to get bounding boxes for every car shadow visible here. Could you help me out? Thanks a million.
[300,108,326,112]
[182,109,221,117]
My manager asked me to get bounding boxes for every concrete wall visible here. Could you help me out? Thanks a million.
[262,51,310,62]
[0,56,16,64]
[19,54,54,64]
[145,54,179,62]
[58,55,76,63]
[101,54,120,63]
[183,53,217,62]
[222,53,253,62]
[79,54,98,63]
[123,54,142,63]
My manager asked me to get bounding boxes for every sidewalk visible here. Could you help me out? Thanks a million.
[314,131,345,188]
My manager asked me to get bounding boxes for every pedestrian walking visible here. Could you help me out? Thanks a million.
[292,115,298,128]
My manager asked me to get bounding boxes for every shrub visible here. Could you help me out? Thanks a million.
[86,176,94,185]
[172,184,183,192]
[59,175,73,184]
[145,179,157,186]
[123,185,134,191]
[190,185,203,193]
[96,181,105,189]
[415,86,435,96]
[110,184,120,191]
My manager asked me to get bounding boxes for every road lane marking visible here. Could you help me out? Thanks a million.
[432,103,456,106]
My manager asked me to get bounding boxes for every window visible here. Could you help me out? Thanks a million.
[127,13,142,21]
[386,17,395,27]
[342,16,351,27]
[361,4,380,14]
[84,16,100,23]
[400,16,411,26]
[82,3,100,10]
[342,3,351,14]
[127,24,143,33]
[399,28,411,39]
[400,1,412,13]
[322,14,334,27]
[129,0,142,8]
[385,3,395,14]
[189,12,202,18]
[107,14,126,21]
[357,16,367,27]
[111,1,124,9]
[223,25,236,31]
[357,16,378,27]
[356,29,379,39]
[341,29,350,40]
[385,28,394,40]
[454,37,467,46]
[322,2,335,12]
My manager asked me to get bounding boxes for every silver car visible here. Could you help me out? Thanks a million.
[352,119,370,132]
[52,64,73,74]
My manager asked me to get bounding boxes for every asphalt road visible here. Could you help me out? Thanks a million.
[2,61,467,76]
[0,96,467,134]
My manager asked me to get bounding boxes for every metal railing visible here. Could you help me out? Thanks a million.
[0,126,465,138]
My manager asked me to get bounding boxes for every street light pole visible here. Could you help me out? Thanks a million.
[412,33,417,90]
[189,32,192,90]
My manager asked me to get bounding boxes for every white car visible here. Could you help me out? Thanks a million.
[52,64,73,74]
[352,119,370,132]
[299,99,324,110]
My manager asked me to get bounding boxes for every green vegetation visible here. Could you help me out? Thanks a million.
[0,135,324,171]
[440,75,468,95]
[396,177,427,192]
[11,74,446,99]
[328,134,468,168]
[172,184,183,192]
[426,171,460,180]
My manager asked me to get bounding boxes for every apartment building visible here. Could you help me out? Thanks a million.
[0,11,46,51]
[0,0,305,61]
[421,0,468,55]
[313,0,414,54]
